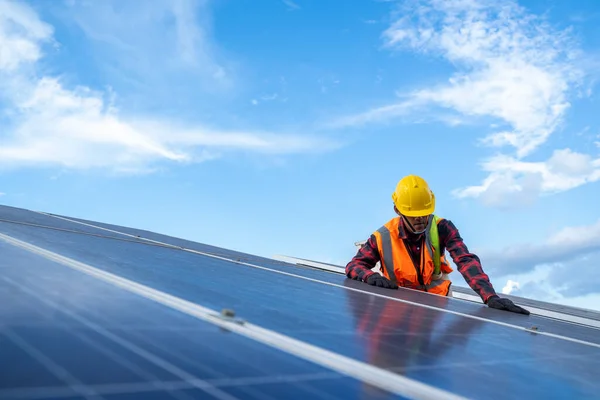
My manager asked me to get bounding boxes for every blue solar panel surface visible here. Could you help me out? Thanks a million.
[2,241,372,400]
[6,206,599,345]
[1,205,599,399]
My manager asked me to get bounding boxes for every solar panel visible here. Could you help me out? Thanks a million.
[3,239,399,400]
[1,205,599,399]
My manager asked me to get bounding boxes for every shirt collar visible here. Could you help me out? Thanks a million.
[397,216,409,239]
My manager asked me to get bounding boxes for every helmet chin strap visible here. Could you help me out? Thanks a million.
[401,214,430,235]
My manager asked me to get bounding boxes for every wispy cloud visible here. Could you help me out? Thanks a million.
[330,0,597,207]
[478,218,600,276]
[328,96,426,127]
[52,0,234,103]
[0,0,340,173]
[453,149,600,208]
[251,93,288,106]
[0,0,54,71]
[383,0,583,157]
[282,0,300,11]
[470,218,600,303]
[490,250,600,305]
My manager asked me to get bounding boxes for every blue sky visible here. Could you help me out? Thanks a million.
[1,0,600,311]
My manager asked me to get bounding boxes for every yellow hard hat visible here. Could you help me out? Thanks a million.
[392,175,435,217]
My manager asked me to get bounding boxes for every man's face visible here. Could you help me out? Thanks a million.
[404,215,429,233]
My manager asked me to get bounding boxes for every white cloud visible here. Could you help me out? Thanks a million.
[0,76,339,172]
[330,0,596,207]
[477,218,600,277]
[327,97,426,128]
[170,0,225,78]
[0,1,339,173]
[59,0,231,92]
[470,219,600,308]
[502,279,520,295]
[338,0,584,150]
[488,259,600,311]
[453,149,600,208]
[0,0,54,71]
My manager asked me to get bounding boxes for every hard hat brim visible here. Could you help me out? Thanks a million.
[398,206,435,217]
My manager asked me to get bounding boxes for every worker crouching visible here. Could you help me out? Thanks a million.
[345,174,530,315]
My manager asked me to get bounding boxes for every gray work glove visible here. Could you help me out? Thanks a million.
[366,274,398,289]
[487,296,530,315]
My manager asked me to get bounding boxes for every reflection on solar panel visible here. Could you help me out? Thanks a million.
[1,204,599,399]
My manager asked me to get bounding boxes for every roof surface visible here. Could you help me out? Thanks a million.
[1,204,599,399]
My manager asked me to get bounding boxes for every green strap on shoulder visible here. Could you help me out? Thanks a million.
[429,215,441,276]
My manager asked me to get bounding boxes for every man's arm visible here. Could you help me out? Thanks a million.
[438,219,529,315]
[345,235,380,282]
[346,235,398,289]
[437,219,497,303]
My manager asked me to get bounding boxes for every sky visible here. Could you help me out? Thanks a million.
[1,0,600,311]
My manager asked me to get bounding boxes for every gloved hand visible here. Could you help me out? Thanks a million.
[487,296,530,315]
[366,274,398,289]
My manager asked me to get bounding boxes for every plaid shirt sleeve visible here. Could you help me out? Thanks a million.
[345,234,380,282]
[438,219,498,303]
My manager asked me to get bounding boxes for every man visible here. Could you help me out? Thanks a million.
[345,174,529,315]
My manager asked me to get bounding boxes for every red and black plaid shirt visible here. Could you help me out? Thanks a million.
[345,217,497,303]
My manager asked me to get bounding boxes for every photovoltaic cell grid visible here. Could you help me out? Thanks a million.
[1,240,386,400]
[1,205,599,399]
[4,206,600,346]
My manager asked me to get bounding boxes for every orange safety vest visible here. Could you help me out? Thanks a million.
[372,215,453,296]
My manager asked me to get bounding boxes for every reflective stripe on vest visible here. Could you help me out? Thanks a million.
[428,215,441,276]
[376,225,396,282]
